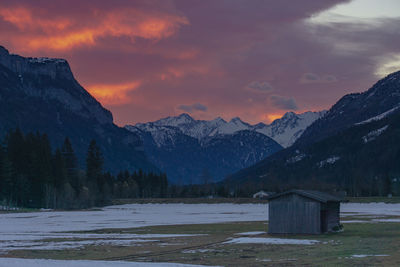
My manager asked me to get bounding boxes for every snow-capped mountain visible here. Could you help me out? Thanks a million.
[130,111,326,148]
[126,125,282,184]
[254,111,327,147]
[125,111,324,183]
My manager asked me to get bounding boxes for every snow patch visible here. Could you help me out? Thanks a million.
[235,231,266,236]
[356,106,400,125]
[286,154,306,164]
[182,249,214,254]
[224,237,319,245]
[0,239,157,251]
[362,125,388,143]
[28,57,67,64]
[318,156,340,168]
[351,254,389,258]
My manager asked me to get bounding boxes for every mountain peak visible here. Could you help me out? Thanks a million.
[150,113,195,127]
[212,117,226,123]
[0,45,112,125]
[0,45,9,55]
[178,113,194,121]
[0,45,74,81]
[230,117,244,123]
[281,111,296,120]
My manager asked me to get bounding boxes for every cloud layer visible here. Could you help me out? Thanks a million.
[177,103,208,113]
[0,0,399,125]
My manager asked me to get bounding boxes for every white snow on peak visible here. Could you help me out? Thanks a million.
[255,111,327,147]
[127,111,326,148]
[153,113,195,127]
[355,105,400,125]
[209,117,250,136]
[28,57,67,64]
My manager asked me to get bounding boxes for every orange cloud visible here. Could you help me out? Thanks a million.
[28,30,96,51]
[86,81,141,106]
[265,113,283,123]
[0,7,71,31]
[0,6,189,51]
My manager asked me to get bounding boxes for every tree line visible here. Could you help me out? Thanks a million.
[0,129,168,209]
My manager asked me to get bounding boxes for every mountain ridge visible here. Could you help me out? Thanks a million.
[227,70,400,195]
[130,110,326,148]
[296,70,400,146]
[125,111,325,183]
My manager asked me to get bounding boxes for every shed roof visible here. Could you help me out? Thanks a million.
[267,189,342,203]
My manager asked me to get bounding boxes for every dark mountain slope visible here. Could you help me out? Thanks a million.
[229,110,400,196]
[228,71,400,196]
[0,46,155,173]
[128,124,282,184]
[296,71,400,146]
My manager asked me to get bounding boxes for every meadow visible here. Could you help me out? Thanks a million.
[1,201,400,266]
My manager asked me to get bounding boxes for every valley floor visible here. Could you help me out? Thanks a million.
[1,202,400,266]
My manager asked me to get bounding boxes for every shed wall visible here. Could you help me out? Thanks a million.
[326,202,340,231]
[268,194,321,234]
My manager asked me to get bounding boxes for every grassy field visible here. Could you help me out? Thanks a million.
[3,219,400,266]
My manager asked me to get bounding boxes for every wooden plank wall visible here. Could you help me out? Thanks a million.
[268,194,321,234]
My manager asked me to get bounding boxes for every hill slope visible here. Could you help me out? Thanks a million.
[296,71,400,146]
[229,71,400,196]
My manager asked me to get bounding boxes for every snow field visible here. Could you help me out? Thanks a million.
[0,202,400,253]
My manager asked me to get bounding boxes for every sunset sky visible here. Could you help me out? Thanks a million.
[1,0,399,125]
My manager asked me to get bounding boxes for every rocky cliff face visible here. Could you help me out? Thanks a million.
[0,46,155,173]
[0,46,112,125]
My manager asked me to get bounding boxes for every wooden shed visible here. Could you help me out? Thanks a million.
[267,190,342,234]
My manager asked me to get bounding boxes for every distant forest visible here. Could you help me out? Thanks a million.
[0,129,234,209]
[0,129,168,209]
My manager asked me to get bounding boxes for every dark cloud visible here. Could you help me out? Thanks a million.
[270,95,298,110]
[246,81,274,92]
[177,103,207,112]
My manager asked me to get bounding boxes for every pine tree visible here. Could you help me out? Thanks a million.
[86,140,103,182]
[0,143,14,207]
[61,138,79,191]
[86,140,104,205]
[52,149,67,208]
